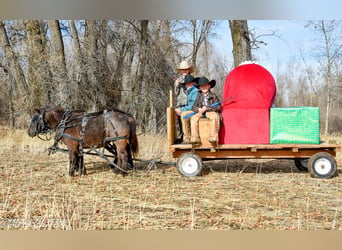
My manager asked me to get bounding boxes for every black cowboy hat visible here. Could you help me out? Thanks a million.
[197,76,216,88]
[182,74,199,85]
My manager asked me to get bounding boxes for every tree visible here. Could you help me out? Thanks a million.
[0,21,28,127]
[190,20,215,72]
[68,20,87,109]
[0,21,28,97]
[306,20,342,134]
[229,20,252,67]
[47,20,68,106]
[25,20,51,107]
[84,20,101,111]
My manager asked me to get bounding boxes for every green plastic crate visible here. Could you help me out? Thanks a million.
[270,107,320,144]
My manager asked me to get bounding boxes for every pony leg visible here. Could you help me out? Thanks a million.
[126,144,134,169]
[105,144,118,170]
[78,155,87,175]
[116,142,128,174]
[68,150,77,176]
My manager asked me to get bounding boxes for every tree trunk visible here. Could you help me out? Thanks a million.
[0,21,28,98]
[68,20,87,109]
[136,20,149,132]
[229,20,252,67]
[191,20,213,73]
[160,20,176,66]
[47,20,68,106]
[321,20,332,134]
[98,20,114,110]
[84,20,100,111]
[204,38,210,76]
[25,20,50,107]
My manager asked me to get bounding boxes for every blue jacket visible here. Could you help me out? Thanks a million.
[180,86,199,112]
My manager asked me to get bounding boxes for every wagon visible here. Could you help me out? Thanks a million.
[167,91,341,179]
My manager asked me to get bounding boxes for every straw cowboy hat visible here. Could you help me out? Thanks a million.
[176,61,194,73]
[197,76,216,88]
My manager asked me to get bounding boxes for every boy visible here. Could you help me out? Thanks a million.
[190,77,221,144]
[174,61,194,142]
[174,60,194,108]
[175,75,199,144]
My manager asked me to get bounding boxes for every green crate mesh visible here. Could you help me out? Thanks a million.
[270,107,320,144]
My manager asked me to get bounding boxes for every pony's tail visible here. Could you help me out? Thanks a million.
[128,116,139,157]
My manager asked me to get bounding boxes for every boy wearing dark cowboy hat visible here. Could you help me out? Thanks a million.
[190,76,221,144]
[175,74,199,144]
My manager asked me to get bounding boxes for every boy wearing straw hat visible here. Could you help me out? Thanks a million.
[174,60,195,108]
[174,61,195,142]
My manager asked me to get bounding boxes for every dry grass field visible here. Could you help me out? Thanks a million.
[0,126,341,230]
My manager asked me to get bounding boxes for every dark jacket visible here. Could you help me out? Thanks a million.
[192,91,221,113]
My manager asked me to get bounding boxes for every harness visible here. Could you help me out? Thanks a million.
[32,110,52,141]
[36,109,129,173]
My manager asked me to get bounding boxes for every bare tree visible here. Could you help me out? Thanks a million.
[306,20,342,134]
[68,20,87,109]
[0,21,28,97]
[190,20,215,72]
[229,20,252,67]
[47,20,68,106]
[0,21,29,127]
[25,20,51,107]
[84,20,101,111]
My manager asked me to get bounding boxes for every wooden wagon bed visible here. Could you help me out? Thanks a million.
[170,143,340,160]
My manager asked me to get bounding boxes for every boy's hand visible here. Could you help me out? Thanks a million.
[199,106,207,113]
[174,78,182,87]
[175,108,182,116]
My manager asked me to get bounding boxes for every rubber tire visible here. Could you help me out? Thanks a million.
[177,153,203,177]
[308,152,337,179]
[294,159,309,172]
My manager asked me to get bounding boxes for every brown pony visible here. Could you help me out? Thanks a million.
[28,105,139,176]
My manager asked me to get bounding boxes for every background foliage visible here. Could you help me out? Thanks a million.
[0,20,341,133]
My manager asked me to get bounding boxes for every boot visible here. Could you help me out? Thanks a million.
[208,136,217,143]
[190,114,201,144]
[183,136,191,144]
[176,116,183,141]
[190,136,200,144]
[182,118,191,144]
[207,112,220,144]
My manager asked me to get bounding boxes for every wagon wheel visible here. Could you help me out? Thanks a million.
[308,152,338,179]
[294,159,309,172]
[177,153,203,177]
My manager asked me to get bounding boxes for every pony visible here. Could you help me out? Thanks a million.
[28,105,138,176]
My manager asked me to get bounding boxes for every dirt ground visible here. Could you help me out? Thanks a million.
[0,128,341,230]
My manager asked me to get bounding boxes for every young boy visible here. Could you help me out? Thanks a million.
[190,77,221,144]
[174,61,194,108]
[175,75,199,144]
[174,61,194,142]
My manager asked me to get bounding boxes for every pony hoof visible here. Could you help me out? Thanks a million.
[79,168,87,176]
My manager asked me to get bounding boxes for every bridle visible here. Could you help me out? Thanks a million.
[32,109,52,141]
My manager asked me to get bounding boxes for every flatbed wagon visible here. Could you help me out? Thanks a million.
[167,91,341,179]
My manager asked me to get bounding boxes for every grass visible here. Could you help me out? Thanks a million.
[0,126,341,230]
